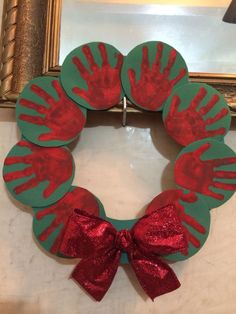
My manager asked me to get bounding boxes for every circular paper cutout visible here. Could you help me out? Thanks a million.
[163,83,231,146]
[60,42,124,110]
[174,139,236,208]
[33,186,105,256]
[16,77,87,147]
[2,140,74,207]
[121,41,189,111]
[146,189,210,261]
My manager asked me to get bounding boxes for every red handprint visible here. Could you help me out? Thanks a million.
[19,79,86,142]
[146,190,206,252]
[3,140,73,198]
[72,43,123,109]
[175,142,236,200]
[35,187,100,254]
[164,87,228,146]
[128,42,187,111]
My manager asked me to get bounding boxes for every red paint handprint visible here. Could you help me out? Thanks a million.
[72,43,123,109]
[175,142,236,200]
[19,79,86,142]
[128,43,187,111]
[146,190,206,251]
[164,87,228,146]
[35,187,100,254]
[3,140,73,198]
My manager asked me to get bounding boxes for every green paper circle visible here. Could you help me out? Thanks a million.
[16,76,87,147]
[145,189,210,261]
[162,83,231,146]
[2,141,74,207]
[60,42,124,110]
[33,186,106,257]
[121,41,189,111]
[175,139,236,208]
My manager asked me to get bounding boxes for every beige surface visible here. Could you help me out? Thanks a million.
[0,108,236,314]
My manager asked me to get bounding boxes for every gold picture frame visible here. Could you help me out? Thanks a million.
[0,0,236,114]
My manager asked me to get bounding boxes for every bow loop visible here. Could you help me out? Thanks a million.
[132,204,188,256]
[60,209,116,258]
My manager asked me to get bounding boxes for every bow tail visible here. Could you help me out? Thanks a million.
[71,249,121,301]
[129,251,181,301]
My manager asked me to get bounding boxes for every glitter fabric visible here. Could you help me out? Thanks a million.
[60,204,188,301]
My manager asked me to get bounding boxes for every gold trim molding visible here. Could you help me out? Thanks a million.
[0,0,18,101]
[0,0,48,103]
[0,0,236,114]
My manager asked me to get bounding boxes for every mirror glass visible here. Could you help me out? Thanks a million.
[60,0,236,74]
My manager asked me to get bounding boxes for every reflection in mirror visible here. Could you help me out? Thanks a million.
[60,0,236,74]
[223,0,236,23]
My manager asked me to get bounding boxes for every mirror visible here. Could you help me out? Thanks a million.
[60,0,236,74]
[1,0,235,107]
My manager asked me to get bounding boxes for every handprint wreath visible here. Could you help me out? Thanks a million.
[2,41,236,301]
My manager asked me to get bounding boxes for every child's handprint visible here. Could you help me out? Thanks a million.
[3,140,73,198]
[164,86,228,146]
[35,187,100,254]
[175,142,236,200]
[72,43,123,109]
[19,79,86,142]
[128,42,187,110]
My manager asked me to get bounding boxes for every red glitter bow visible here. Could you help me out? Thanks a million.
[60,204,188,301]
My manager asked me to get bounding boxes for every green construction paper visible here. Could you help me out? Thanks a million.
[16,76,87,147]
[162,82,231,145]
[60,42,124,110]
[121,41,189,111]
[3,141,74,207]
[175,139,236,208]
[32,186,106,257]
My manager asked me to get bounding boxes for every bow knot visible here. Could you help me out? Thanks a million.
[115,229,133,252]
[60,205,188,301]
